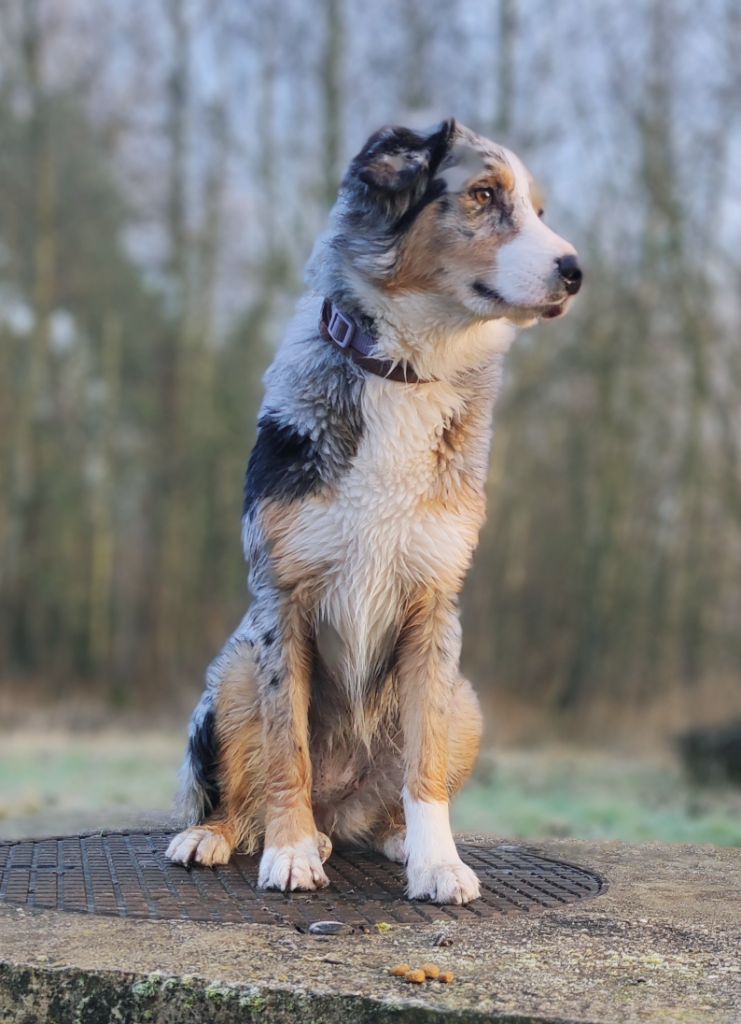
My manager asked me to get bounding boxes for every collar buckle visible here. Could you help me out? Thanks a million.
[326,306,356,348]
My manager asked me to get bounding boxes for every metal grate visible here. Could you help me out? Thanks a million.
[0,831,605,927]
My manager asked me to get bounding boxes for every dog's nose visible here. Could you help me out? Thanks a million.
[556,255,583,295]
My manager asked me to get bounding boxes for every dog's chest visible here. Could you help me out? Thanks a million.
[291,379,485,686]
[331,380,477,573]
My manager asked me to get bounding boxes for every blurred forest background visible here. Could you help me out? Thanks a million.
[1,0,741,752]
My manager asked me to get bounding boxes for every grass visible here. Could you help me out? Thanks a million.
[452,748,741,845]
[0,732,181,828]
[1,731,739,845]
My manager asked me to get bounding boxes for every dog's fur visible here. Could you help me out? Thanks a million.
[166,119,580,904]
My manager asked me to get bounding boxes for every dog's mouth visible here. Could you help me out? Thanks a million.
[541,302,566,320]
[472,282,568,322]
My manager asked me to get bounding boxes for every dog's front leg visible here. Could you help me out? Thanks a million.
[397,592,481,905]
[256,595,330,892]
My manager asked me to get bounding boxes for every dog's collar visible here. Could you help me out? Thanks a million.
[319,298,430,384]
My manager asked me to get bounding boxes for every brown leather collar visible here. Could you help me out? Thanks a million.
[319,298,430,384]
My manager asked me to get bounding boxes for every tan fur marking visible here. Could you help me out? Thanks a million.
[496,163,516,194]
[424,380,494,559]
[260,497,330,593]
[260,499,301,566]
[386,203,447,293]
[480,162,515,194]
[213,649,265,852]
[389,206,512,297]
[432,414,487,514]
[465,163,515,202]
[446,676,483,795]
[374,808,406,842]
[397,591,459,804]
[261,596,319,849]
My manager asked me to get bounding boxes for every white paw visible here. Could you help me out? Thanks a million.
[377,832,406,864]
[406,858,481,905]
[166,827,233,867]
[258,837,330,892]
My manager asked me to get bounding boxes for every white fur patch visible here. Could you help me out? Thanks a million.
[360,285,518,380]
[258,837,330,892]
[403,788,480,905]
[493,211,576,307]
[277,373,487,727]
[489,151,577,308]
[377,832,406,864]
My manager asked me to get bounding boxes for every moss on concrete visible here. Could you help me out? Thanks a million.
[1,963,548,1024]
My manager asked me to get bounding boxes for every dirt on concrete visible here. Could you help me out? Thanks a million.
[1,836,739,1023]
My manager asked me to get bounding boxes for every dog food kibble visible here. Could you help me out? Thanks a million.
[390,964,412,977]
[388,962,455,986]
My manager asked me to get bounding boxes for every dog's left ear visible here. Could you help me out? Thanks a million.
[350,119,456,195]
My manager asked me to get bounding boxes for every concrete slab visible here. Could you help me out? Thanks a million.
[1,835,739,1023]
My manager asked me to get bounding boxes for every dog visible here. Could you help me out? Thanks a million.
[166,119,581,904]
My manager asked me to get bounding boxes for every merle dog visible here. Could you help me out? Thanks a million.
[166,119,582,904]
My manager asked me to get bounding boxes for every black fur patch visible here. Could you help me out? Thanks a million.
[343,121,455,228]
[188,708,220,816]
[243,355,365,518]
[472,281,505,304]
[394,176,448,234]
[351,122,453,194]
[243,416,321,516]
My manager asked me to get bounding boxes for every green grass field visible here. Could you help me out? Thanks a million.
[1,732,739,845]
[454,749,741,845]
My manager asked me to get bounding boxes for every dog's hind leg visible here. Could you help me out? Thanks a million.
[370,812,407,864]
[446,674,483,798]
[167,632,265,866]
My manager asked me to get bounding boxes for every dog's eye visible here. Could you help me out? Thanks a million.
[537,207,545,219]
[471,187,494,206]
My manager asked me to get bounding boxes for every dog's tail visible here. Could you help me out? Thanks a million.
[176,694,221,824]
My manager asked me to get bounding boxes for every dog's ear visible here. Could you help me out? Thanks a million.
[349,119,456,195]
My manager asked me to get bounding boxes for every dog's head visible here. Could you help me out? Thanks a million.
[328,119,581,327]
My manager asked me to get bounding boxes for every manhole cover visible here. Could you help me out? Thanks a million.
[0,831,605,927]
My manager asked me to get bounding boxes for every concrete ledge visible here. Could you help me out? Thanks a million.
[1,838,739,1023]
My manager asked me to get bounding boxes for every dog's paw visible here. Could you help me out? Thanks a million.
[406,858,480,905]
[376,831,406,864]
[165,827,233,867]
[316,831,333,863]
[258,837,330,891]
